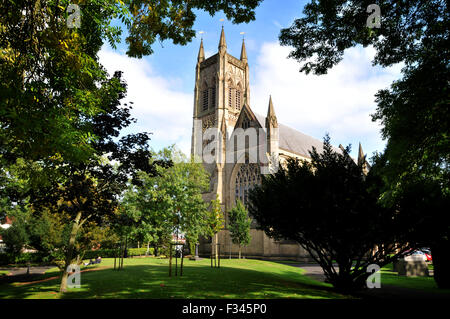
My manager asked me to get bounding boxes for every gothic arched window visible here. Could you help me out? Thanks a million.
[242,115,251,129]
[228,86,233,108]
[234,163,261,207]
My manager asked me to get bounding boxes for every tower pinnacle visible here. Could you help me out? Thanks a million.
[240,39,247,62]
[358,143,365,165]
[266,95,278,128]
[198,38,205,62]
[218,26,227,53]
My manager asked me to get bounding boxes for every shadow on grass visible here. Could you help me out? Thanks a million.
[0,261,347,299]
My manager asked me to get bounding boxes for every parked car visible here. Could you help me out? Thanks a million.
[419,248,432,262]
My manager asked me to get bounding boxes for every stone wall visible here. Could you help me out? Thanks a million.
[198,229,312,262]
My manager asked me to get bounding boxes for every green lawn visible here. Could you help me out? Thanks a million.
[0,270,10,276]
[0,258,349,299]
[380,264,450,293]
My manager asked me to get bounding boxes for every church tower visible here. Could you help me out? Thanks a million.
[191,28,251,204]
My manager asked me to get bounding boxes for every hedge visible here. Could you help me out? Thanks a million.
[83,247,154,259]
[0,252,45,265]
[0,247,156,265]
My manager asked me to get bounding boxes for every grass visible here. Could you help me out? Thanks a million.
[0,258,349,299]
[0,270,10,276]
[380,264,450,294]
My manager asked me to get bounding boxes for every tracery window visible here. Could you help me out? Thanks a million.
[228,87,233,108]
[234,163,261,207]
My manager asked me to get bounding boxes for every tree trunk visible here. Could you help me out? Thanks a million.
[432,240,450,289]
[211,235,214,260]
[60,211,82,293]
[215,233,219,260]
[239,245,241,259]
[146,241,150,256]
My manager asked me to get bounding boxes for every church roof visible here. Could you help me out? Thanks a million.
[253,113,328,158]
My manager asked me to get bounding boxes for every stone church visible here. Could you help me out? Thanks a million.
[191,28,368,260]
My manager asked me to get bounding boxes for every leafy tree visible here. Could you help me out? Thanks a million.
[0,217,29,257]
[204,194,225,259]
[122,147,210,257]
[228,200,251,259]
[124,0,264,58]
[279,0,449,288]
[27,72,163,292]
[120,184,173,257]
[0,0,263,165]
[249,136,415,293]
[0,0,128,164]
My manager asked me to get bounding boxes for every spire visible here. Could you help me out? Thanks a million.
[218,26,227,53]
[197,38,205,62]
[265,95,278,128]
[240,39,247,62]
[358,142,365,165]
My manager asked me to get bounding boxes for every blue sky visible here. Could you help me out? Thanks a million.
[99,0,403,160]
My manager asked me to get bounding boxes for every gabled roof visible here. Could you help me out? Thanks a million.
[253,113,326,158]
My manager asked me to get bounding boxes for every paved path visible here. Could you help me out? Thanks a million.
[0,266,56,284]
[0,266,55,276]
[287,263,330,282]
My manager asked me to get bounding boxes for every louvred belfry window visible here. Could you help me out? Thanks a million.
[210,86,216,109]
[229,87,233,108]
[202,90,208,111]
[236,91,241,110]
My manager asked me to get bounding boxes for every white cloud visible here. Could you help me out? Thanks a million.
[250,42,403,158]
[98,42,403,160]
[98,47,193,155]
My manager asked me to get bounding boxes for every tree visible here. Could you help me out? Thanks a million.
[0,0,128,165]
[205,194,225,260]
[249,136,415,293]
[0,217,29,258]
[26,71,163,292]
[0,0,263,165]
[120,182,173,257]
[123,0,264,58]
[228,200,251,259]
[279,0,449,288]
[122,147,210,257]
[1,0,263,290]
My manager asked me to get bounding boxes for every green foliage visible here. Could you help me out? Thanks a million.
[0,223,28,257]
[280,0,448,74]
[279,0,449,289]
[123,0,263,57]
[82,247,153,259]
[0,0,263,165]
[0,252,44,265]
[121,146,210,255]
[228,200,251,250]
[205,194,225,238]
[0,0,124,164]
[127,247,155,256]
[249,135,415,292]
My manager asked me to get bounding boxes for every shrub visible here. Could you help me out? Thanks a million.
[82,247,154,260]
